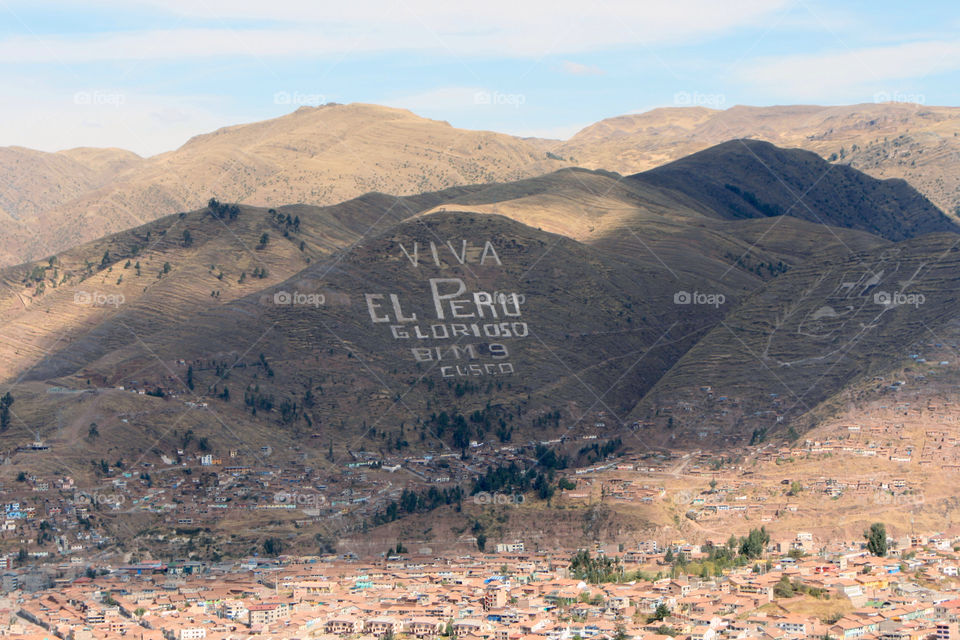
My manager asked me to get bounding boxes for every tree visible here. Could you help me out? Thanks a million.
[0,392,13,431]
[263,538,283,556]
[182,230,193,247]
[476,534,487,552]
[727,534,739,553]
[865,523,887,557]
[259,233,270,248]
[87,423,99,439]
[740,527,770,559]
[186,365,194,391]
[653,603,671,621]
[774,574,795,598]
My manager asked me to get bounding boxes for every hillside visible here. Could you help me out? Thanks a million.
[0,146,143,266]
[633,232,960,444]
[628,139,959,241]
[0,139,958,554]
[558,103,960,217]
[3,103,564,267]
[0,140,952,459]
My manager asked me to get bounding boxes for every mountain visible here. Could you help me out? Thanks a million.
[628,139,959,241]
[4,102,960,270]
[558,103,960,217]
[2,104,564,267]
[0,139,953,463]
[1,137,958,556]
[7,102,960,270]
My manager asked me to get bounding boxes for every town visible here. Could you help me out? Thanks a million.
[5,525,960,639]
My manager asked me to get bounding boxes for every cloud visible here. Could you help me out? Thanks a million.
[737,40,960,100]
[561,61,604,76]
[0,0,790,61]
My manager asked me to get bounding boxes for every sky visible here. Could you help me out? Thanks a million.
[1,0,958,156]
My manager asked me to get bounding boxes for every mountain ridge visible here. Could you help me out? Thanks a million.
[4,102,960,268]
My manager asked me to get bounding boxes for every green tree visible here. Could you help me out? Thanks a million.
[774,574,795,598]
[0,392,13,431]
[865,523,887,557]
[653,603,671,621]
[263,537,283,556]
[739,527,770,559]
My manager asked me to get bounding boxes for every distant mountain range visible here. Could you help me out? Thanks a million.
[3,102,960,268]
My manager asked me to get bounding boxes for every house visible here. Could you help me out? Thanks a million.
[365,617,403,636]
[326,616,363,635]
[407,617,445,637]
